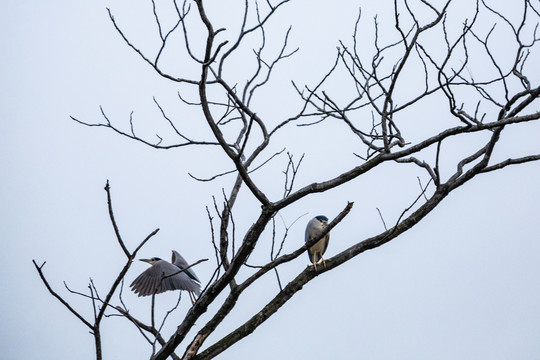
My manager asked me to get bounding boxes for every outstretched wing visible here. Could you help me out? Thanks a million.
[172,250,201,283]
[130,260,201,297]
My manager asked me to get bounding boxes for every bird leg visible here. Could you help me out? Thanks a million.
[311,258,326,271]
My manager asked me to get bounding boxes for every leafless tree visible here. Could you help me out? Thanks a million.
[35,0,540,359]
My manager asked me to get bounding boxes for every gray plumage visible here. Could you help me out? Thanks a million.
[305,215,330,269]
[171,250,200,284]
[130,250,201,300]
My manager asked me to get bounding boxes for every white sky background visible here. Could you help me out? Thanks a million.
[1,0,540,359]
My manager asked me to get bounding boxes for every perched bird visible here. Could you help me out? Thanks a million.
[130,250,201,303]
[305,215,330,270]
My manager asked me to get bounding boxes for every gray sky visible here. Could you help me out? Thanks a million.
[2,0,540,359]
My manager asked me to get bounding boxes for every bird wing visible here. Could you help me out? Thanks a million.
[130,260,201,297]
[321,232,330,256]
[172,250,201,283]
[305,218,318,263]
[130,261,168,296]
[162,270,201,296]
[304,218,318,244]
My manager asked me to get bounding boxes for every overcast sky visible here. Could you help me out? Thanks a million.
[2,1,540,359]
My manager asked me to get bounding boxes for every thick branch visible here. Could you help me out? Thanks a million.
[179,202,354,359]
[193,185,451,359]
[152,208,275,360]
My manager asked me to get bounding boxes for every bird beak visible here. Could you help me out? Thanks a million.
[139,258,152,264]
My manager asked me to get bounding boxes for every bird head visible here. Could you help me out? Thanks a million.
[315,215,328,225]
[139,257,162,265]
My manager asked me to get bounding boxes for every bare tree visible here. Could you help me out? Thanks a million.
[35,1,540,359]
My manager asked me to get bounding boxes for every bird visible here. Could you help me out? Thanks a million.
[130,250,201,304]
[305,215,330,270]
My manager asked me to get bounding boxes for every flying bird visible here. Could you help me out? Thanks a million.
[305,215,330,270]
[130,250,201,304]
